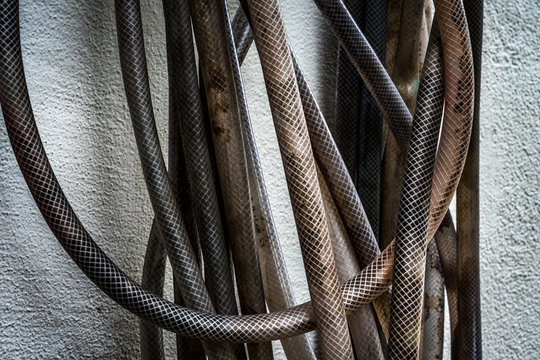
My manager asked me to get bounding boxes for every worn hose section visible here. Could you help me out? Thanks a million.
[240,1,354,358]
[0,0,474,349]
[164,0,238,320]
[141,0,212,356]
[388,0,476,351]
[232,4,381,284]
[232,11,393,342]
[161,3,243,358]
[422,239,445,359]
[318,169,386,359]
[381,0,429,249]
[232,8,388,355]
[456,0,483,358]
[140,0,232,357]
[188,1,271,359]
[387,29,445,359]
[114,0,236,358]
[292,53,391,351]
[228,8,317,360]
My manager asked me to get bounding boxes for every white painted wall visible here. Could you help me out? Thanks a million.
[0,0,537,359]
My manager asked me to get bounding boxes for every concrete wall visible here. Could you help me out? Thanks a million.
[0,0,537,358]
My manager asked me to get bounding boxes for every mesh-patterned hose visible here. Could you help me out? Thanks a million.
[292,54,392,353]
[187,1,271,359]
[387,28,445,359]
[163,0,238,320]
[228,8,317,360]
[232,10,394,341]
[114,0,235,358]
[232,8,388,355]
[355,0,387,242]
[456,0,483,358]
[240,1,354,358]
[334,0,363,177]
[232,3,380,282]
[140,222,167,359]
[140,0,239,357]
[428,0,474,240]
[388,0,476,352]
[0,0,473,349]
[313,0,413,145]
[165,0,244,357]
[422,239,445,359]
[318,170,386,359]
[380,0,429,249]
[140,0,209,357]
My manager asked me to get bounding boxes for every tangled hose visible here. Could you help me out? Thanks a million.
[0,0,481,358]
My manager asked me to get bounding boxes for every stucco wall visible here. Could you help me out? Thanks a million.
[0,0,537,359]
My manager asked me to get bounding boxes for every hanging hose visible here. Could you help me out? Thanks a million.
[0,2,479,359]
[114,0,235,358]
[355,0,387,242]
[313,0,413,144]
[239,0,353,358]
[318,169,386,359]
[387,27,445,359]
[228,8,317,360]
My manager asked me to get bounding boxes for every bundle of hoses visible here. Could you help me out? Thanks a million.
[0,0,482,358]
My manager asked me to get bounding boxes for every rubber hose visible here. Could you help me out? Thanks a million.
[0,0,471,345]
[387,28,445,359]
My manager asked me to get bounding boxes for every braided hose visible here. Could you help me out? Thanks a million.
[318,169,386,359]
[140,0,240,357]
[114,0,236,358]
[188,1,271,358]
[167,0,248,357]
[162,0,238,320]
[291,53,392,350]
[313,0,413,144]
[387,28,445,358]
[355,0,387,242]
[140,222,167,359]
[231,12,390,342]
[334,0,363,177]
[228,9,317,360]
[240,1,354,358]
[381,0,430,249]
[232,8,386,355]
[0,0,477,357]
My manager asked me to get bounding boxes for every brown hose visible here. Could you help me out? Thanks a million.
[229,8,317,360]
[240,0,354,358]
[318,169,386,359]
[422,239,445,359]
[188,0,271,358]
[388,26,445,358]
[0,1,478,358]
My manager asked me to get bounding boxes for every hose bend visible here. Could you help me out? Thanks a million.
[0,0,475,351]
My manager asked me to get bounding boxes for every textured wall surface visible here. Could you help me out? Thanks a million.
[0,0,537,359]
